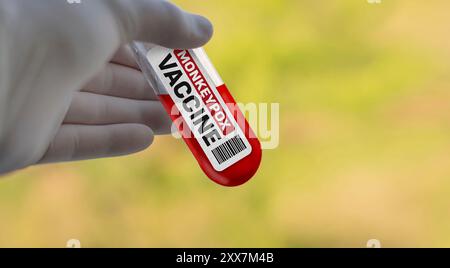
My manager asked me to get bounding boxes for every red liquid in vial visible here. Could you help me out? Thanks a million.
[158,84,262,187]
[134,44,263,187]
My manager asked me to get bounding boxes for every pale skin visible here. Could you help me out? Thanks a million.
[0,0,213,174]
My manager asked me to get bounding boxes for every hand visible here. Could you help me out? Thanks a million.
[0,0,213,174]
[39,46,173,164]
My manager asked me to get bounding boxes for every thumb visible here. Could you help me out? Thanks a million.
[108,0,213,49]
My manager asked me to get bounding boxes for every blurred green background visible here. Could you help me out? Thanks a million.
[1,0,450,247]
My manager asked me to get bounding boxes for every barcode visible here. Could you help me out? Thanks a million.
[211,136,247,164]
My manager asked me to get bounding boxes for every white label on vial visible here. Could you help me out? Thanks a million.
[147,46,252,171]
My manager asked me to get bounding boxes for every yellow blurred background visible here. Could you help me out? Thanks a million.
[1,0,450,247]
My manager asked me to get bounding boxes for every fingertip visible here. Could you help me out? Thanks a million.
[113,0,214,48]
[192,15,214,47]
[121,124,155,155]
[157,1,213,48]
[132,124,155,151]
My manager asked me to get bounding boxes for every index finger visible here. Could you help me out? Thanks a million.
[110,0,213,48]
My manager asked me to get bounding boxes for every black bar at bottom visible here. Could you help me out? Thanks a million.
[0,248,446,266]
